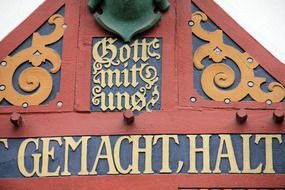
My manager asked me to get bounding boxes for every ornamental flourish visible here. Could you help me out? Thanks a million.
[192,11,285,103]
[0,14,64,107]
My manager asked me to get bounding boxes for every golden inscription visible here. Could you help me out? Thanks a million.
[8,134,284,177]
[0,139,8,149]
[62,136,91,176]
[90,136,118,175]
[255,135,282,173]
[187,135,211,173]
[91,37,161,112]
[213,135,240,173]
[241,134,262,173]
[153,135,179,173]
[18,138,41,177]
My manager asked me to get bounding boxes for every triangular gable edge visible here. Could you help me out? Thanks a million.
[193,0,285,85]
[0,0,64,60]
[1,0,283,85]
[0,0,80,113]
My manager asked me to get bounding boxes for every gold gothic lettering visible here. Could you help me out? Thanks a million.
[0,139,8,149]
[91,37,160,112]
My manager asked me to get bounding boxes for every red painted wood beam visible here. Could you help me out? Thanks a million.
[0,174,285,190]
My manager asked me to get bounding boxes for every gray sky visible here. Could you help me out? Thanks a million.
[0,0,284,63]
[215,0,285,63]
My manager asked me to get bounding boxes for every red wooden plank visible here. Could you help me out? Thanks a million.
[0,109,284,138]
[177,0,194,107]
[0,174,284,190]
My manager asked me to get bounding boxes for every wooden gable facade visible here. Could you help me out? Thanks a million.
[0,0,285,189]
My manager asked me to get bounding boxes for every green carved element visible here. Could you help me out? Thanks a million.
[88,0,170,42]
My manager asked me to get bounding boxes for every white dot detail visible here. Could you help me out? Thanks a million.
[62,24,68,30]
[0,85,6,91]
[57,101,63,107]
[266,99,272,105]
[247,57,254,63]
[214,47,222,55]
[224,98,231,104]
[247,81,254,87]
[188,20,195,27]
[33,51,41,57]
[0,61,7,66]
[190,97,197,103]
[22,102,29,108]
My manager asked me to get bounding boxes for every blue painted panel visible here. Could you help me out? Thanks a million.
[0,134,284,178]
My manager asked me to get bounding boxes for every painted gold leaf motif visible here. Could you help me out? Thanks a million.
[192,11,285,103]
[0,14,64,106]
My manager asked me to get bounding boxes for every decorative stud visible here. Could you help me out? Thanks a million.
[224,98,231,104]
[62,24,68,30]
[22,102,29,108]
[0,61,7,66]
[247,81,254,88]
[266,99,272,105]
[188,20,195,27]
[10,112,23,128]
[236,109,247,124]
[0,85,6,91]
[57,101,63,107]
[214,47,222,55]
[273,110,284,124]
[246,57,254,63]
[33,51,41,57]
[190,97,197,103]
[123,109,135,125]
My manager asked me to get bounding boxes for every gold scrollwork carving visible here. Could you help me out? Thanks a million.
[192,11,285,103]
[0,14,64,106]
